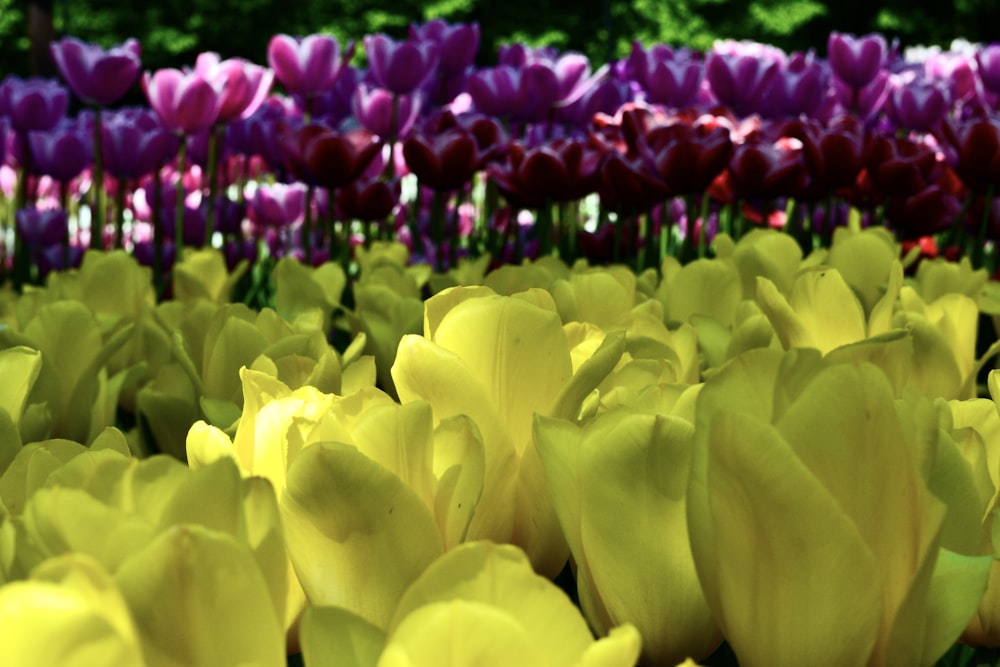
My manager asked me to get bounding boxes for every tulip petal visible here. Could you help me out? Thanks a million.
[392,541,595,666]
[575,624,643,667]
[690,411,882,666]
[115,524,285,667]
[432,415,486,549]
[281,442,443,628]
[301,605,386,667]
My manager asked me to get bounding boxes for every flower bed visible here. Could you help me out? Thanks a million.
[3,20,1000,667]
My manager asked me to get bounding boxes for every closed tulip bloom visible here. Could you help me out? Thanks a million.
[976,43,1000,96]
[267,33,348,98]
[248,181,307,229]
[688,349,992,666]
[143,67,223,135]
[827,32,887,90]
[49,36,141,106]
[16,206,68,246]
[351,84,421,139]
[194,52,274,123]
[27,122,91,181]
[889,78,949,133]
[705,50,778,118]
[304,126,382,189]
[366,33,440,96]
[409,19,480,76]
[403,127,480,191]
[2,76,68,133]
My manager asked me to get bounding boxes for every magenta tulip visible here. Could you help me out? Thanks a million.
[827,32,887,90]
[247,181,307,229]
[351,84,421,139]
[194,52,274,123]
[142,68,223,135]
[49,36,141,106]
[409,19,480,75]
[267,33,349,98]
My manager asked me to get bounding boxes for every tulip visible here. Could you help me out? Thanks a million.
[49,37,140,107]
[27,121,91,183]
[1,76,68,134]
[0,554,145,666]
[300,541,642,667]
[267,33,351,104]
[535,408,722,664]
[391,286,625,576]
[304,126,382,189]
[704,49,779,118]
[142,67,222,137]
[247,181,307,230]
[409,19,480,76]
[627,42,703,109]
[101,107,179,181]
[687,349,992,666]
[827,31,888,91]
[365,33,440,97]
[351,84,421,140]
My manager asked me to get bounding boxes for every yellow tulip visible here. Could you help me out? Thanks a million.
[535,407,721,665]
[391,286,623,576]
[172,247,248,304]
[688,349,991,666]
[0,553,145,667]
[300,541,642,667]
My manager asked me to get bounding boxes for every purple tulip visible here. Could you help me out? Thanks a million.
[976,43,1000,96]
[761,52,831,119]
[351,84,421,139]
[409,19,480,76]
[293,64,360,127]
[16,206,68,246]
[364,33,439,96]
[629,42,704,109]
[827,32,887,90]
[923,50,981,107]
[267,33,350,98]
[194,52,274,123]
[28,121,92,181]
[1,76,68,133]
[705,50,779,117]
[101,107,179,180]
[143,68,223,135]
[832,70,890,120]
[467,66,521,118]
[36,243,84,277]
[49,37,141,107]
[888,76,949,133]
[247,181,307,229]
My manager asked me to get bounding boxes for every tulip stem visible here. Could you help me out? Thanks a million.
[174,138,187,271]
[302,183,314,264]
[115,180,127,248]
[153,166,166,299]
[91,108,106,250]
[975,184,995,270]
[204,123,223,246]
[61,180,71,272]
[431,189,446,272]
[536,199,553,258]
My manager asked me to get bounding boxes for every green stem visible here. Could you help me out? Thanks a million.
[536,199,554,257]
[174,138,187,270]
[115,180,127,248]
[91,108,106,250]
[204,123,223,246]
[302,183,314,263]
[974,184,995,270]
[431,189,446,272]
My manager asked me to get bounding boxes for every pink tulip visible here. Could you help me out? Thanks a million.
[143,68,223,135]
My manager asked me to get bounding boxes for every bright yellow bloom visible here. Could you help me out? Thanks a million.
[300,541,642,667]
[687,349,991,666]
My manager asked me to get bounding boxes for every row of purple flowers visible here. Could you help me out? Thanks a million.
[3,23,1000,289]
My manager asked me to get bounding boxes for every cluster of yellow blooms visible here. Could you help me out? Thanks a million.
[0,225,999,665]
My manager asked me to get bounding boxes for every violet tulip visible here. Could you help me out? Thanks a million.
[976,43,1000,99]
[705,50,778,118]
[2,76,68,134]
[27,121,91,183]
[409,19,479,76]
[49,37,141,107]
[629,43,704,109]
[827,32,887,91]
[365,33,439,96]
[194,52,273,124]
[101,108,178,181]
[16,206,68,247]
[888,77,949,134]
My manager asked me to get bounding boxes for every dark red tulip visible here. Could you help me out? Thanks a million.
[864,134,938,198]
[947,118,1000,194]
[337,177,399,221]
[726,139,809,200]
[488,138,602,209]
[403,128,480,191]
[303,126,382,189]
[643,121,733,196]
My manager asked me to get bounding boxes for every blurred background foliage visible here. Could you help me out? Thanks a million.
[3,0,1000,79]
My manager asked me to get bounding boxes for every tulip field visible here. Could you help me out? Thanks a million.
[6,19,1000,666]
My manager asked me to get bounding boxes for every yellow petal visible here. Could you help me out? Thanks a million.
[115,524,285,667]
[281,442,443,628]
[301,605,385,667]
[690,411,882,666]
[432,415,486,550]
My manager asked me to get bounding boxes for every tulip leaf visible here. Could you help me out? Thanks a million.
[281,442,443,628]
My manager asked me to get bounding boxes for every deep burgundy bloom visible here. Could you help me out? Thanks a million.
[304,126,382,189]
[827,32,888,90]
[365,33,439,96]
[49,37,141,106]
[642,121,733,196]
[864,134,939,198]
[488,139,602,209]
[403,127,481,191]
[267,33,350,98]
[726,138,810,200]
[337,176,399,221]
[885,184,962,239]
[143,68,223,135]
[596,150,670,212]
[946,118,1000,194]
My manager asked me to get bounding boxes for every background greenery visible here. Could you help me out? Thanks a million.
[2,0,999,80]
